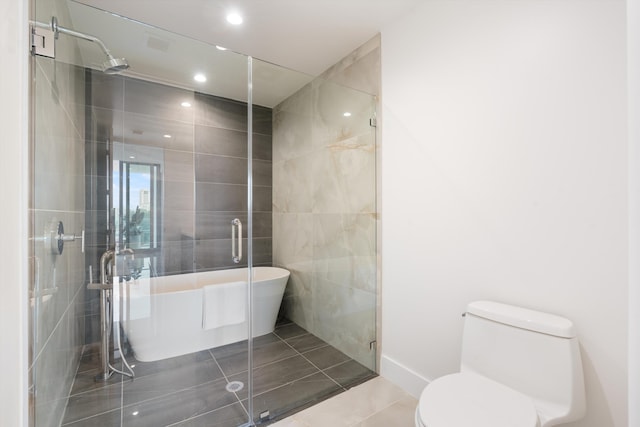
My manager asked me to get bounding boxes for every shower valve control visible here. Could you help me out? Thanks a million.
[47,220,85,255]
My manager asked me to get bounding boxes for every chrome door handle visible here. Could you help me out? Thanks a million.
[231,218,242,263]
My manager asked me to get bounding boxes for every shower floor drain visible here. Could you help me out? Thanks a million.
[226,381,244,393]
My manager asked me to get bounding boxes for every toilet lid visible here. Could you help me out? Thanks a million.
[418,373,539,427]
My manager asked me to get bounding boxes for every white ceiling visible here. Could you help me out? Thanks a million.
[73,0,421,76]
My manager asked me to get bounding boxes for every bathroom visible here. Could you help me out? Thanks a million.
[1,0,637,427]
[26,0,379,425]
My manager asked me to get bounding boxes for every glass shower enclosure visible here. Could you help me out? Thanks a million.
[29,1,378,426]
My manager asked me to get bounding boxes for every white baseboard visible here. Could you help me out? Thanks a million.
[379,353,430,398]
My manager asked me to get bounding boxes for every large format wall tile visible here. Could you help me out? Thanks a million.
[32,57,86,427]
[124,78,195,124]
[273,39,379,370]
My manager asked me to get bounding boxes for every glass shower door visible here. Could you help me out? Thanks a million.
[251,59,378,424]
[29,1,256,426]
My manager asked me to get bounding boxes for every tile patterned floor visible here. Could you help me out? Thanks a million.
[269,377,417,427]
[61,320,376,426]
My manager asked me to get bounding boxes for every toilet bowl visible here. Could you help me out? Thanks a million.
[415,373,539,427]
[414,301,586,427]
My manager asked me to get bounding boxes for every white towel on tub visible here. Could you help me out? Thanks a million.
[202,281,247,330]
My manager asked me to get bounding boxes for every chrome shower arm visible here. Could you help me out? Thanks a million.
[32,17,129,73]
[33,17,115,60]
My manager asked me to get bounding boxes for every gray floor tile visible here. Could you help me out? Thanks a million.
[248,372,342,422]
[120,378,237,427]
[302,345,351,370]
[323,360,376,388]
[229,355,319,399]
[285,334,326,353]
[122,358,224,406]
[213,338,297,377]
[62,384,122,425]
[69,367,122,396]
[62,407,121,426]
[273,323,307,340]
[170,402,249,427]
[64,321,372,427]
[126,350,214,379]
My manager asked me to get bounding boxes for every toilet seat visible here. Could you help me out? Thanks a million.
[417,373,539,427]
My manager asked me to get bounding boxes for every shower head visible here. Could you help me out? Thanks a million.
[103,56,129,74]
[39,17,130,75]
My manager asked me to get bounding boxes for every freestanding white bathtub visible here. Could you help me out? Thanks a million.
[120,267,290,362]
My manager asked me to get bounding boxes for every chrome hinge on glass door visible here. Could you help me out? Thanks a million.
[31,24,55,58]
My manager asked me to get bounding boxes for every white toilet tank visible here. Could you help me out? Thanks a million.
[461,301,586,425]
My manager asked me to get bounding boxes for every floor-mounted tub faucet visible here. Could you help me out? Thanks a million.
[90,248,135,381]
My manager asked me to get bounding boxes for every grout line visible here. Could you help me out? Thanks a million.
[208,348,250,419]
[164,400,247,427]
[31,279,84,370]
[244,369,333,401]
[278,334,344,391]
[61,407,120,426]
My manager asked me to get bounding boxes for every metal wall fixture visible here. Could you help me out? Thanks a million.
[31,16,129,74]
[88,248,136,381]
[231,218,243,263]
[34,219,84,256]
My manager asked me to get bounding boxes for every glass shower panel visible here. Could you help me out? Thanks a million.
[30,1,255,426]
[252,58,378,424]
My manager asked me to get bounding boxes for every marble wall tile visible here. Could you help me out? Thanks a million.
[273,100,313,163]
[279,261,315,333]
[313,277,376,369]
[272,39,379,371]
[311,134,376,214]
[272,213,313,265]
[311,79,374,148]
[273,154,315,214]
[318,34,380,97]
[314,256,377,294]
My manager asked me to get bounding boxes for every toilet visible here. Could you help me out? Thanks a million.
[415,301,586,427]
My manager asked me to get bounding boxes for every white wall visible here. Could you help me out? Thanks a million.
[380,2,628,427]
[628,0,640,424]
[0,0,29,425]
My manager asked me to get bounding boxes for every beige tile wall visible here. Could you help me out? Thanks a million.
[273,36,380,370]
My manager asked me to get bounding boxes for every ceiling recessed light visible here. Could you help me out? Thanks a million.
[216,45,227,51]
[343,112,352,117]
[181,101,192,108]
[129,156,135,159]
[163,134,172,139]
[194,73,207,83]
[226,13,243,25]
[132,411,139,416]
